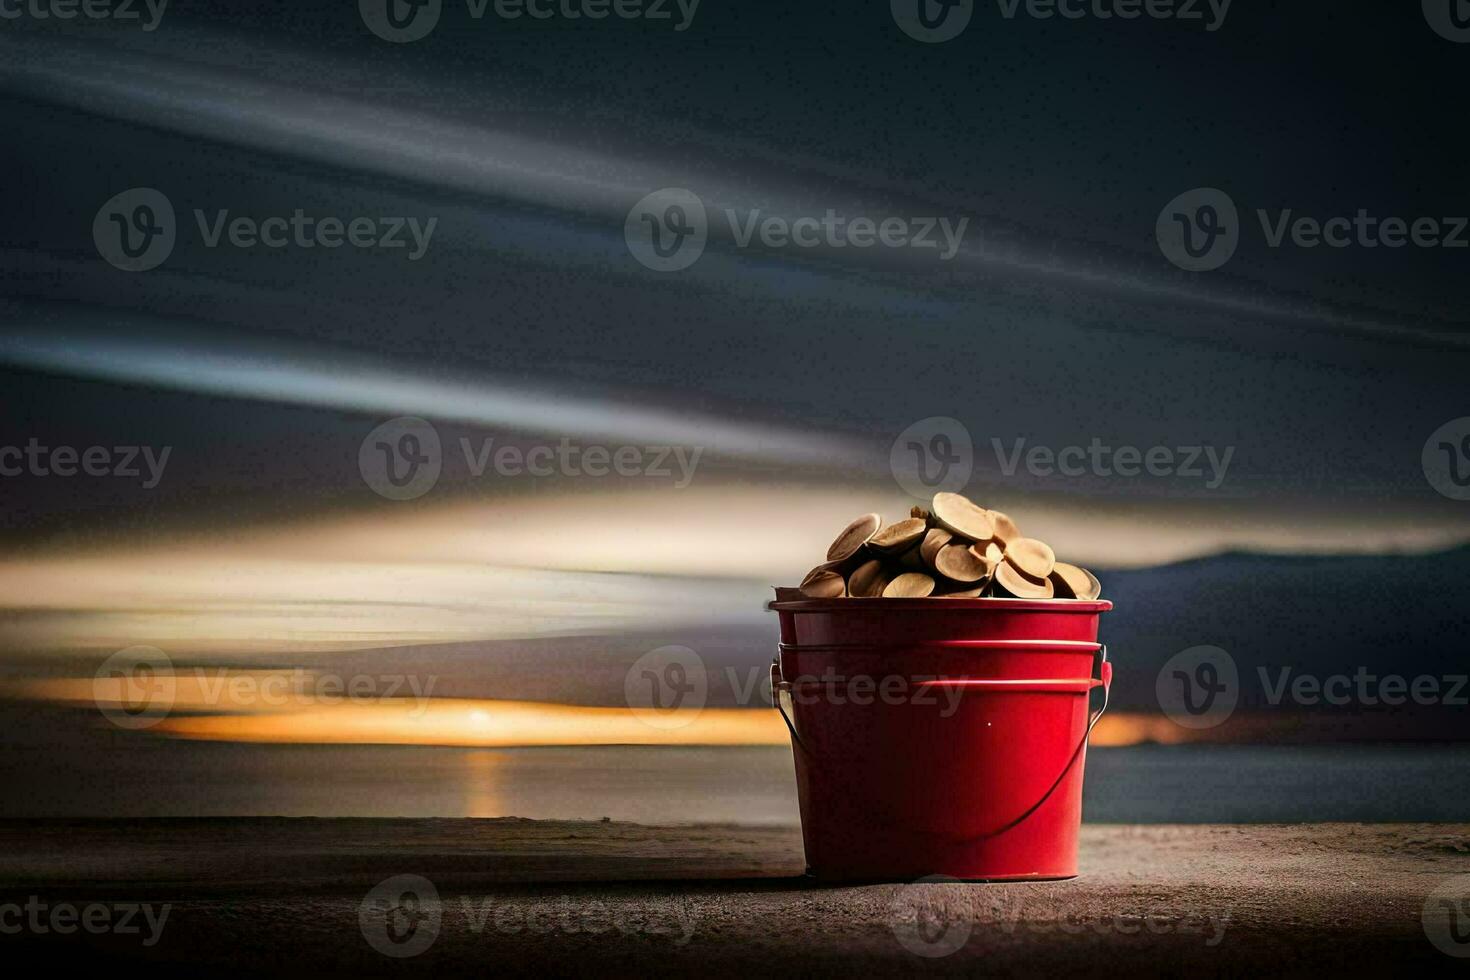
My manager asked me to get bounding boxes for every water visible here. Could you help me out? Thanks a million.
[4,737,1469,822]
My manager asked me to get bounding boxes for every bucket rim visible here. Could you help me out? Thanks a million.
[779,638,1101,652]
[784,676,1102,693]
[768,597,1112,613]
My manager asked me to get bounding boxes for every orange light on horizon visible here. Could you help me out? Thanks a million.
[150,697,791,747]
[9,674,1218,749]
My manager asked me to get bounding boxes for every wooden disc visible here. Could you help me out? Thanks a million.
[909,505,931,520]
[919,528,953,567]
[931,492,994,541]
[847,559,891,598]
[970,539,1004,565]
[994,561,1054,599]
[988,510,1021,546]
[883,572,935,598]
[869,518,927,555]
[1004,537,1056,580]
[1050,562,1101,600]
[799,567,846,598]
[935,543,993,583]
[934,586,985,598]
[826,513,881,563]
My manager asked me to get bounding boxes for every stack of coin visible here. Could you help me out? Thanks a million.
[793,492,1101,600]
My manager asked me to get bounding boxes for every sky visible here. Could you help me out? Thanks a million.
[1,2,1469,775]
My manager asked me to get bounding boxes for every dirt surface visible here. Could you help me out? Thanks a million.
[0,819,1467,975]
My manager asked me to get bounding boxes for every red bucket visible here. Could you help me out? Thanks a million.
[769,597,1112,882]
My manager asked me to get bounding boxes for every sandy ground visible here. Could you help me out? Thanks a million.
[0,819,1467,975]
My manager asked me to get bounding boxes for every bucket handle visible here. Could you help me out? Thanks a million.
[772,646,1112,843]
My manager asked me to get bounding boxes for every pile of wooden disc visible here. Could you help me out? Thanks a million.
[793,492,1101,600]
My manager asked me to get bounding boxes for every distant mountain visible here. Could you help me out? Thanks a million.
[288,546,1470,740]
[1101,545,1470,713]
